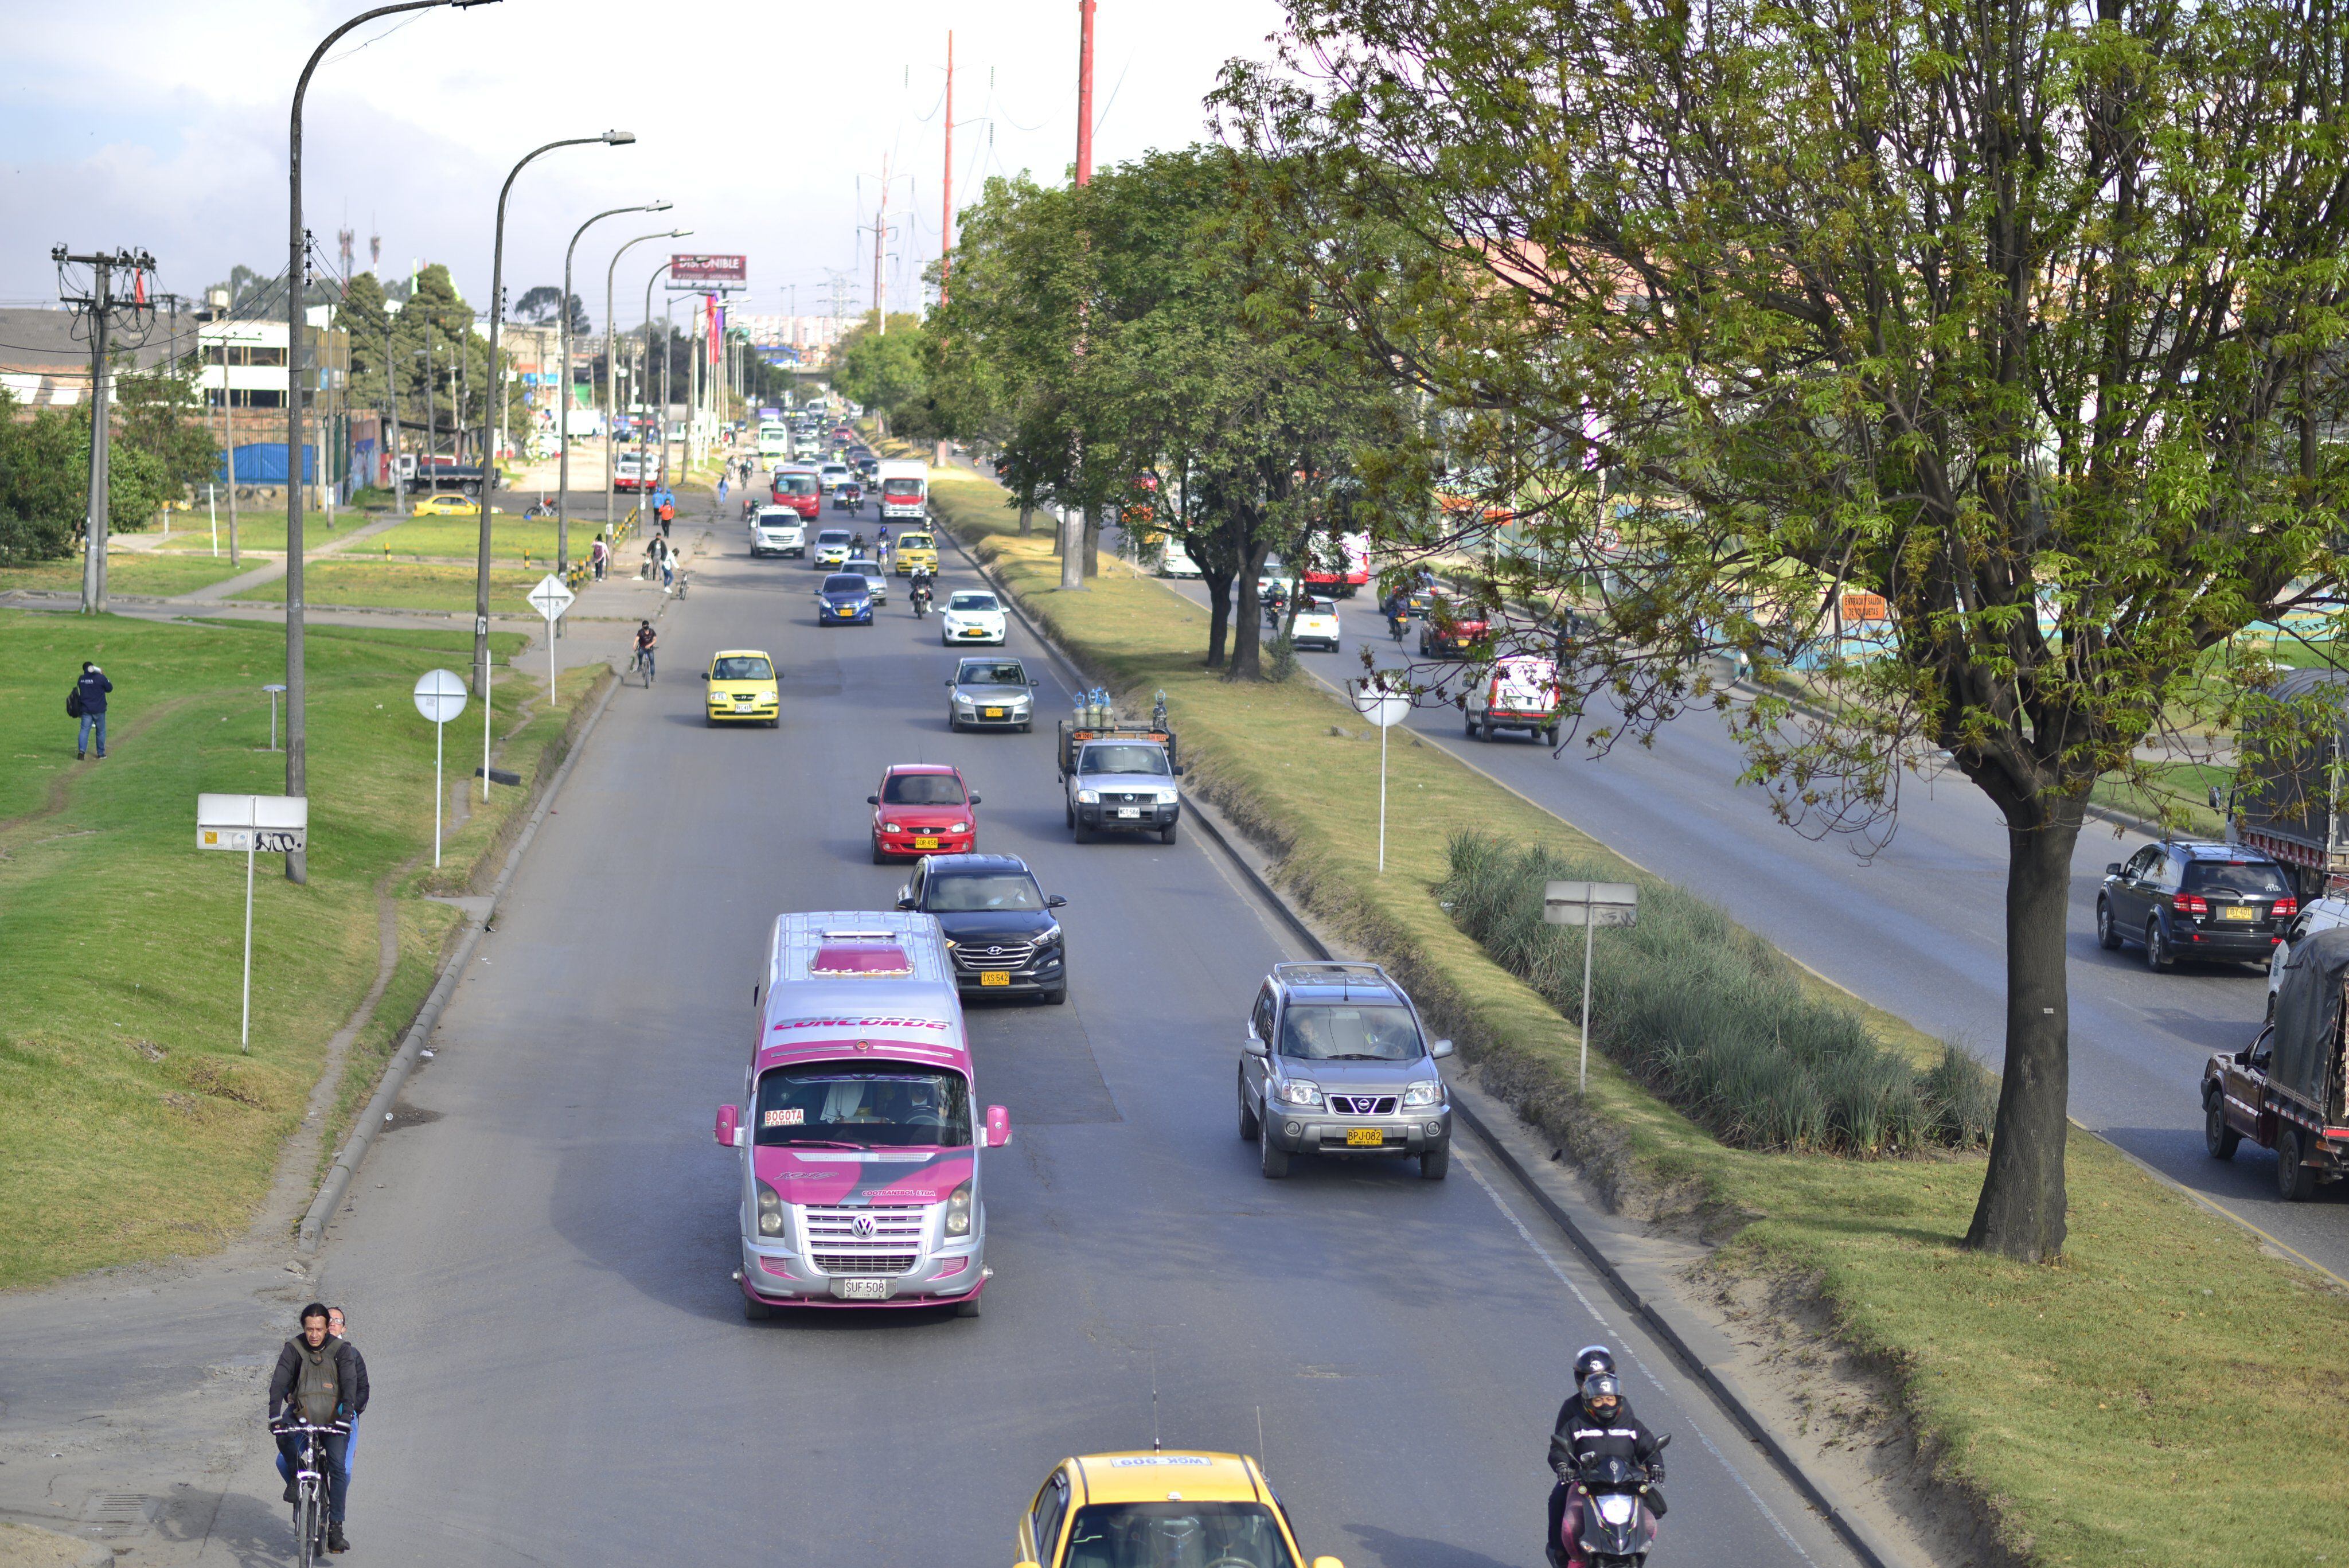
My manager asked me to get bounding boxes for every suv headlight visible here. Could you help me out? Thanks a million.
[1275,1079,1324,1108]
[943,1180,974,1237]
[1036,923,1062,947]
[756,1179,787,1238]
[1077,789,1099,804]
[1403,1079,1442,1108]
[1157,789,1180,803]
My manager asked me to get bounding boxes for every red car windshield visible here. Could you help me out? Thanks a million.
[881,774,966,806]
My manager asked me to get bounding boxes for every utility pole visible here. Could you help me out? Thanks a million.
[53,246,155,615]
[1076,0,1097,188]
[942,30,955,305]
[383,304,404,516]
[217,315,241,564]
[873,152,892,334]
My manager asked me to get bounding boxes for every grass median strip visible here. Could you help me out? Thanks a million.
[0,609,583,1288]
[924,466,2349,1568]
[229,560,545,615]
[1,552,254,599]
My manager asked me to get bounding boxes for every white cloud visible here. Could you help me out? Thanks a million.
[2,0,1290,329]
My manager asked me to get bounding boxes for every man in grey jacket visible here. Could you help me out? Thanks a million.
[268,1302,365,1553]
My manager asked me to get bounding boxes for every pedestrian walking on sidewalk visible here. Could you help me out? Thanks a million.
[591,536,608,581]
[71,661,112,760]
[660,546,676,591]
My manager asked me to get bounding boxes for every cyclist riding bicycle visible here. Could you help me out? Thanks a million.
[268,1301,364,1555]
[633,620,658,683]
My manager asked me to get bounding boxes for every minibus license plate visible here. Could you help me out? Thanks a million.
[981,970,1010,986]
[834,1278,891,1300]
[914,836,941,849]
[1346,1128,1384,1146]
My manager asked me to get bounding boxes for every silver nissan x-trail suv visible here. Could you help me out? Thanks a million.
[1239,961,1454,1180]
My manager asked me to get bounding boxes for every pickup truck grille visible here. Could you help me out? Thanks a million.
[954,939,1038,970]
[1101,791,1164,808]
[1327,1095,1399,1116]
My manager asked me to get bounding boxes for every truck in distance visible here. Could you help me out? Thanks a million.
[2206,922,2349,1200]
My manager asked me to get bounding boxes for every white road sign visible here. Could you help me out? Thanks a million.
[527,573,576,622]
[197,793,309,854]
[413,668,468,724]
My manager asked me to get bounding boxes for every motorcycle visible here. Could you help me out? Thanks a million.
[1552,1440,1667,1568]
[911,583,934,618]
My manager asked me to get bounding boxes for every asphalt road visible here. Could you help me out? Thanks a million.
[1163,571,2349,1279]
[284,492,1864,1567]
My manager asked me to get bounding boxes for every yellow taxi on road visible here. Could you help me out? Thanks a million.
[1014,1451,1341,1568]
[703,649,780,728]
[894,530,940,575]
[409,493,501,517]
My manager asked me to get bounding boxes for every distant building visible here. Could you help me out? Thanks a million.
[0,305,182,409]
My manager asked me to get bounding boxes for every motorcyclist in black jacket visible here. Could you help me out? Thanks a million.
[1546,1352,1666,1567]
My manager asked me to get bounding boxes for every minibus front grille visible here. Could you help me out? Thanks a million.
[814,1252,919,1276]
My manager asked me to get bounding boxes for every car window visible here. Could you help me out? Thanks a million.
[2183,860,2290,896]
[1253,986,1277,1043]
[926,872,1044,912]
[1278,1002,1423,1062]
[883,773,966,806]
[822,574,869,593]
[1062,1502,1297,1568]
[711,656,772,681]
[2124,847,2158,880]
[1079,744,1170,776]
[901,535,934,548]
[818,530,851,544]
[950,592,1000,612]
[958,661,1027,687]
[2153,851,2183,891]
[1031,1475,1071,1567]
[845,559,882,573]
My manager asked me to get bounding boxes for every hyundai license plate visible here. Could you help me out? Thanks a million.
[1345,1128,1384,1146]
[914,836,941,849]
[834,1278,890,1300]
[980,971,1010,986]
[2222,906,2256,921]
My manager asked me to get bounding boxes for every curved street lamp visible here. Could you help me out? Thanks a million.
[556,201,670,588]
[604,229,689,534]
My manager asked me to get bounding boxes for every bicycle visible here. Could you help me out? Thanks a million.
[630,645,657,687]
[272,1419,348,1567]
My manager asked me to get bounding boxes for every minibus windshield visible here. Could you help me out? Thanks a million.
[755,1063,972,1148]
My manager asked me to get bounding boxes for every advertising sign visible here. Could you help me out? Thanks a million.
[672,253,747,283]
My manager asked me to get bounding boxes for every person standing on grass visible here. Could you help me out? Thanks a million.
[73,661,111,760]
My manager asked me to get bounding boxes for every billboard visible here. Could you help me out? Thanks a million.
[671,253,747,283]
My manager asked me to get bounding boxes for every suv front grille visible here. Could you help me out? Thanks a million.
[1326,1094,1399,1116]
[954,940,1038,970]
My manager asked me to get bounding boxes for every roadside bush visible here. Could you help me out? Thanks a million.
[1439,832,1993,1154]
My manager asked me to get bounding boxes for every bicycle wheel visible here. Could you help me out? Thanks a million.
[296,1481,322,1568]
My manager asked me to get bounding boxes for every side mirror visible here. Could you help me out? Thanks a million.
[1047,894,1067,908]
[1430,1039,1454,1059]
[985,1104,1012,1148]
[895,895,916,911]
[714,1105,740,1149]
[2105,863,2123,877]
[1243,1035,1270,1057]
[945,678,955,687]
[699,672,709,680]
[867,795,880,805]
[2208,785,2224,810]
[969,795,983,806]
[1175,765,1188,777]
[1652,1433,1671,1453]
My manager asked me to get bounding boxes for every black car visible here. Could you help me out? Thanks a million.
[896,853,1068,1003]
[2097,841,2299,971]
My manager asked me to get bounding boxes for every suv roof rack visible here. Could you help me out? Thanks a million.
[1272,961,1388,981]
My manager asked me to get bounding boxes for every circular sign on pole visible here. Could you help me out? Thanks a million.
[1351,684,1411,729]
[413,668,469,724]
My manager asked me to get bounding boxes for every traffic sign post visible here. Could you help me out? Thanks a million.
[1543,880,1640,1091]
[1351,682,1411,874]
[413,669,468,868]
[526,573,576,704]
[197,793,309,1051]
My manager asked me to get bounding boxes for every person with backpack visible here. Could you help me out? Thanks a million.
[70,661,112,760]
[268,1302,366,1554]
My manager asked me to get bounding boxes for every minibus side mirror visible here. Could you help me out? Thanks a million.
[986,1105,1012,1148]
[715,1105,740,1148]
[1430,1039,1454,1059]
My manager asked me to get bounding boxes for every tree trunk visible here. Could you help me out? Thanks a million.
[1201,565,1234,668]
[1228,539,1270,680]
[1018,500,1033,536]
[1083,505,1102,578]
[1964,794,2085,1262]
[1059,505,1085,591]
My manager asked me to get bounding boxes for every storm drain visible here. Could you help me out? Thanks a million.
[80,1491,151,1538]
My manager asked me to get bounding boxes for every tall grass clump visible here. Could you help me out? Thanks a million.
[1440,833,1993,1154]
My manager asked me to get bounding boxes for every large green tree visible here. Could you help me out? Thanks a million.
[832,311,932,436]
[1220,0,2349,1258]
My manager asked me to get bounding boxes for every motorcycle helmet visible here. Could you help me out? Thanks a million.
[1581,1372,1624,1422]
[1572,1345,1616,1385]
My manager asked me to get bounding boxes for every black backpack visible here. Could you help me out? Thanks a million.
[66,686,83,719]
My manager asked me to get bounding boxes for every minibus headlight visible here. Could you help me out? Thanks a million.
[944,1180,974,1237]
[756,1180,787,1238]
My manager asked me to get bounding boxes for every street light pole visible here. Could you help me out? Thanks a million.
[287,0,497,886]
[472,130,635,707]
[642,259,677,498]
[604,228,686,537]
[558,201,669,587]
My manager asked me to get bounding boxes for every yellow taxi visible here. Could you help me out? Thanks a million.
[702,649,781,727]
[1014,1451,1341,1568]
[409,493,501,517]
[894,530,940,576]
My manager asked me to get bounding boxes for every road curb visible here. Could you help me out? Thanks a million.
[934,508,1907,1568]
[295,669,622,1253]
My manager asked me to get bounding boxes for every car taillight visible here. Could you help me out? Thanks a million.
[2175,894,2208,916]
[2273,896,2299,919]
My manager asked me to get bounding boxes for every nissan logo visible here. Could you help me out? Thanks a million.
[852,1215,876,1239]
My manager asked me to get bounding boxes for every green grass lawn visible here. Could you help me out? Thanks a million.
[229,561,545,615]
[0,610,567,1288]
[367,512,621,566]
[150,509,379,554]
[0,552,253,599]
[924,465,2349,1568]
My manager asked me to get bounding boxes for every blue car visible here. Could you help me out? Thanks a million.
[815,572,874,626]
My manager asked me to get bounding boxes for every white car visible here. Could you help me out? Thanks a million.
[2269,894,2349,1018]
[818,462,851,493]
[939,589,1009,645]
[1159,541,1202,578]
[1289,596,1343,652]
[749,506,805,558]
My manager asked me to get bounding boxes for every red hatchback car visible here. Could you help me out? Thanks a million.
[869,765,980,863]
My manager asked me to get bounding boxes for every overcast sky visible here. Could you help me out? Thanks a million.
[4,0,1291,330]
